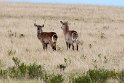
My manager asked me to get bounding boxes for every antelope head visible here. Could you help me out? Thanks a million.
[34,23,44,33]
[60,21,69,32]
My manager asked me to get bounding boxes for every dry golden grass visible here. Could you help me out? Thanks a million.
[0,2,124,82]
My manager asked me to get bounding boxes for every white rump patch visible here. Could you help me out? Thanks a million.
[72,32,78,42]
[52,34,57,42]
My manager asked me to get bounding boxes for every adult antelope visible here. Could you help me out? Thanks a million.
[34,23,58,51]
[60,21,79,51]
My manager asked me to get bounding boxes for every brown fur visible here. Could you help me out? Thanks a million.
[60,21,79,51]
[34,23,58,50]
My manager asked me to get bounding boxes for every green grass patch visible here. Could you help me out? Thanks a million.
[0,57,123,83]
[72,69,121,83]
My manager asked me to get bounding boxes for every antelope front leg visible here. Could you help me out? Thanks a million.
[42,43,46,50]
[66,42,69,50]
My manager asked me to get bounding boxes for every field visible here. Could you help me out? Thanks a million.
[0,2,124,83]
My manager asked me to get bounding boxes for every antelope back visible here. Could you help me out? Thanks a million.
[39,32,54,42]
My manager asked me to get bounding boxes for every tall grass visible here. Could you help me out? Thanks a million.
[0,57,123,83]
[0,57,64,83]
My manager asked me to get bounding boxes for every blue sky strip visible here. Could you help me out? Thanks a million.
[2,0,124,6]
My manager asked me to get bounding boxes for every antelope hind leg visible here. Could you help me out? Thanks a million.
[51,42,56,51]
[42,43,46,50]
[76,44,78,51]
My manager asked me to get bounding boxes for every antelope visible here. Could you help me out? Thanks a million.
[60,21,79,51]
[34,23,58,51]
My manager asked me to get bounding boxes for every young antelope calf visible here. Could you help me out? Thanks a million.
[60,21,79,51]
[34,23,58,51]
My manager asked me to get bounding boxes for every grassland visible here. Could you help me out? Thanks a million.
[0,2,124,83]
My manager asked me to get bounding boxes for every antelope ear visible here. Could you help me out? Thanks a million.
[34,23,37,27]
[42,24,44,27]
[60,21,63,24]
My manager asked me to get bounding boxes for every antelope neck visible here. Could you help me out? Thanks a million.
[37,29,43,39]
[63,25,69,35]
